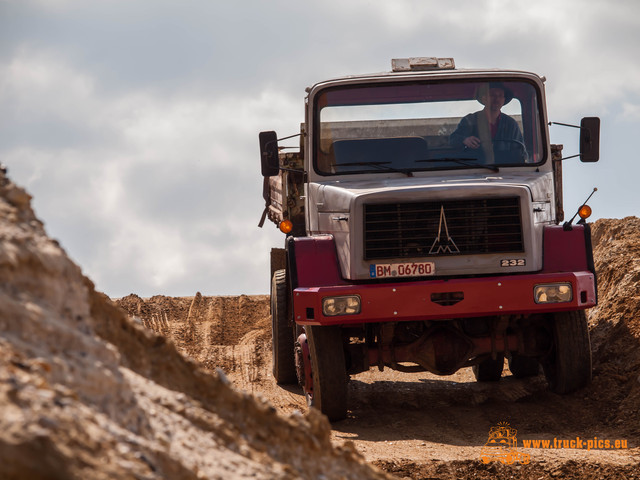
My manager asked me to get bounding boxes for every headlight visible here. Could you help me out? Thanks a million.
[534,283,573,304]
[322,295,361,316]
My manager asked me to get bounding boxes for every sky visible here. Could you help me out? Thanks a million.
[1,0,639,298]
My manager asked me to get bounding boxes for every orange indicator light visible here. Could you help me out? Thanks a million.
[279,219,293,234]
[578,204,592,220]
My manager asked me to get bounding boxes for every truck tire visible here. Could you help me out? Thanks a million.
[472,354,504,382]
[271,269,297,384]
[509,354,540,378]
[306,325,348,421]
[543,310,592,394]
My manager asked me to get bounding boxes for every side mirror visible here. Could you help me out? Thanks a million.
[580,117,600,162]
[259,131,279,176]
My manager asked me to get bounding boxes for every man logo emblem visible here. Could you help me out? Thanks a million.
[429,206,460,254]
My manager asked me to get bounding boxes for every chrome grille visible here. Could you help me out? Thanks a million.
[364,197,523,260]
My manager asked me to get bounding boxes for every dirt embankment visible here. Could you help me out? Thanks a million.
[1,165,639,479]
[587,218,640,430]
[0,170,391,479]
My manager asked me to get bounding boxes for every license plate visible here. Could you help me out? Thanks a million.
[369,262,435,278]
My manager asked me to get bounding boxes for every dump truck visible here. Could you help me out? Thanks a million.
[258,57,600,421]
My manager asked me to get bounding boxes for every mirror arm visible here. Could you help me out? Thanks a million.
[548,122,591,140]
[279,166,305,173]
[554,153,581,161]
[263,133,302,151]
[277,133,302,142]
[549,121,581,129]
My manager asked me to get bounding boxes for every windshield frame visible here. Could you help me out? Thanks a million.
[311,75,547,177]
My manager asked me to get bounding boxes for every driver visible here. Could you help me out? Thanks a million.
[450,83,526,162]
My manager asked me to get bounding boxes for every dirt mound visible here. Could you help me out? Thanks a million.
[587,217,640,435]
[117,293,272,384]
[0,170,392,479]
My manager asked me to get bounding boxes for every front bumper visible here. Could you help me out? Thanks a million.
[293,271,596,326]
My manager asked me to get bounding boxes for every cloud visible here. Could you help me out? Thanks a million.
[0,45,297,296]
[0,48,113,150]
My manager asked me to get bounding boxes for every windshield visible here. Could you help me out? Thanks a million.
[314,79,544,176]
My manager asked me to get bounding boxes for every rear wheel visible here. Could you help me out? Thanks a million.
[306,325,348,421]
[271,269,297,384]
[472,354,504,382]
[543,310,592,394]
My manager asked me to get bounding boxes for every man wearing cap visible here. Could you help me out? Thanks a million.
[450,83,526,163]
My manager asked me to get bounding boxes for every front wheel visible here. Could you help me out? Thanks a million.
[305,325,348,421]
[542,310,592,394]
[271,270,297,384]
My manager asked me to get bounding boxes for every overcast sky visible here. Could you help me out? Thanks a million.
[1,0,638,298]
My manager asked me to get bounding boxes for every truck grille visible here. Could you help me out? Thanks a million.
[364,197,523,260]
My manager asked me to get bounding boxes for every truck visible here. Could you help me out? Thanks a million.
[258,57,600,421]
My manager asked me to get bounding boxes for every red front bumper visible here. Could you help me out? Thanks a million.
[293,271,596,326]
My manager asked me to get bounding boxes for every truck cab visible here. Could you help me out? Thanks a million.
[259,58,600,421]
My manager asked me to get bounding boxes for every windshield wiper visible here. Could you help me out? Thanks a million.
[416,157,499,173]
[337,161,414,177]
